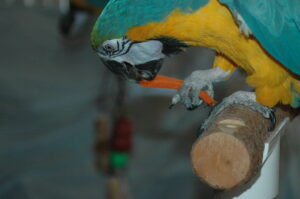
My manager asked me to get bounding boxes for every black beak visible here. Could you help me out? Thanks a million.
[101,59,163,82]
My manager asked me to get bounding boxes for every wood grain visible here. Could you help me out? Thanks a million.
[191,105,296,189]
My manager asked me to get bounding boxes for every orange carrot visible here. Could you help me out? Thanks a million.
[140,74,217,106]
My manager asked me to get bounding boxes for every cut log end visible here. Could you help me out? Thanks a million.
[191,105,296,190]
[191,132,251,189]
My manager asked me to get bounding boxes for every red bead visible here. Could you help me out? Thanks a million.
[111,117,133,152]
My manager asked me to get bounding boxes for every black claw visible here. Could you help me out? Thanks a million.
[187,106,197,111]
[267,109,276,132]
[169,104,175,109]
[196,126,205,137]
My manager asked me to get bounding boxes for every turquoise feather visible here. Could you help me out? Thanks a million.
[91,0,209,49]
[220,0,300,75]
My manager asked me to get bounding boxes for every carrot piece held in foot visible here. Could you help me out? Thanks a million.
[139,74,217,106]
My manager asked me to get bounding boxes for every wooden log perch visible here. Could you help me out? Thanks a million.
[191,105,297,190]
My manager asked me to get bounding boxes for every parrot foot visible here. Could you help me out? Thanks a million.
[170,67,229,110]
[198,91,276,135]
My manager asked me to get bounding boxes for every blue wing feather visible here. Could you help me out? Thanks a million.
[92,0,209,47]
[220,0,300,75]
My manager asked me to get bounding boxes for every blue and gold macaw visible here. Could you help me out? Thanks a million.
[91,0,300,130]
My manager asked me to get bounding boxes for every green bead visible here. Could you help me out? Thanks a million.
[110,152,129,169]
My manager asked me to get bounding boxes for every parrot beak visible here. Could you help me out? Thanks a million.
[102,59,163,82]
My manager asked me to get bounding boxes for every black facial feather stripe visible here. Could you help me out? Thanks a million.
[155,37,189,55]
[116,40,120,52]
[119,41,136,55]
[101,38,135,58]
[100,36,189,58]
[111,41,136,58]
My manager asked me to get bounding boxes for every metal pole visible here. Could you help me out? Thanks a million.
[232,137,280,199]
[24,0,35,7]
[59,0,69,13]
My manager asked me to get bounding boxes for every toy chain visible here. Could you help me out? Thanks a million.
[94,76,133,199]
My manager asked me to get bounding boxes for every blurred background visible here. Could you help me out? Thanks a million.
[1,1,300,198]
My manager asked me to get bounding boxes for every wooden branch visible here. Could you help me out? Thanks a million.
[191,105,296,190]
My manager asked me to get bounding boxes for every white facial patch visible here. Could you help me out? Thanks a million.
[99,38,165,65]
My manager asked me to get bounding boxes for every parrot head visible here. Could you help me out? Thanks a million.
[94,36,187,82]
[95,37,164,81]
[90,0,205,82]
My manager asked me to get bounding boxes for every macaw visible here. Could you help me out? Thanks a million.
[91,0,300,130]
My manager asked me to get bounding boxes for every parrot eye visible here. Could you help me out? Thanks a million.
[103,40,118,53]
[104,44,114,52]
